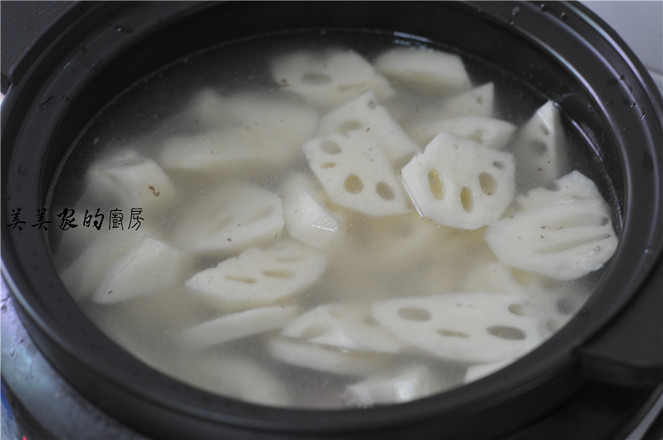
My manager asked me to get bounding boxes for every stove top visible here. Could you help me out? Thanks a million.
[1,277,147,440]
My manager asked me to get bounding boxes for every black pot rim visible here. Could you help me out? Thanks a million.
[2,1,662,437]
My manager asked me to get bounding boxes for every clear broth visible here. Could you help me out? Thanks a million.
[47,30,618,409]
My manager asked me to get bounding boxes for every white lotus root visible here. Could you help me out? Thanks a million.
[464,360,512,383]
[87,149,175,210]
[345,365,438,406]
[171,354,292,407]
[181,305,300,350]
[268,337,387,375]
[371,292,545,364]
[373,47,472,95]
[281,303,404,353]
[389,83,495,134]
[401,132,515,229]
[513,100,568,188]
[281,173,341,250]
[159,93,318,172]
[172,181,284,256]
[408,116,516,149]
[462,261,546,296]
[438,83,495,118]
[340,211,456,270]
[317,91,421,167]
[303,130,411,216]
[184,88,233,128]
[484,171,618,280]
[462,262,581,333]
[185,240,327,311]
[60,230,146,302]
[271,49,394,108]
[93,236,193,304]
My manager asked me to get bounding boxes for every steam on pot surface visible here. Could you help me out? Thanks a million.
[46,30,620,409]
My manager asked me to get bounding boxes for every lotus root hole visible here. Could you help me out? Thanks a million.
[301,323,333,339]
[338,83,366,93]
[479,172,497,196]
[262,270,296,279]
[375,182,395,201]
[398,307,432,321]
[302,72,332,84]
[321,140,342,154]
[508,304,526,316]
[427,169,445,200]
[336,120,363,133]
[437,329,470,338]
[344,174,364,194]
[225,275,257,284]
[531,141,548,156]
[460,187,474,212]
[487,325,526,340]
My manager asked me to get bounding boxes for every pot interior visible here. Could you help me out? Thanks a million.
[45,23,619,408]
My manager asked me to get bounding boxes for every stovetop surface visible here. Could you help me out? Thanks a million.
[1,277,147,440]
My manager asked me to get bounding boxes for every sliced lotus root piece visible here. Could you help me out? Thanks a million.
[371,292,545,364]
[59,229,146,302]
[185,89,318,131]
[516,169,609,210]
[281,173,342,250]
[93,236,193,304]
[338,211,456,270]
[303,130,411,216]
[408,116,516,149]
[159,94,318,173]
[484,171,618,280]
[173,181,284,256]
[462,261,547,296]
[271,49,394,109]
[401,132,515,229]
[186,239,327,311]
[385,83,494,133]
[317,91,421,167]
[268,336,387,376]
[513,100,568,189]
[87,149,175,211]
[281,303,404,353]
[180,305,300,350]
[168,353,292,407]
[344,365,439,406]
[438,82,494,118]
[373,46,472,95]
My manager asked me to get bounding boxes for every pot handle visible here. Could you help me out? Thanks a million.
[577,257,663,387]
[1,2,74,93]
